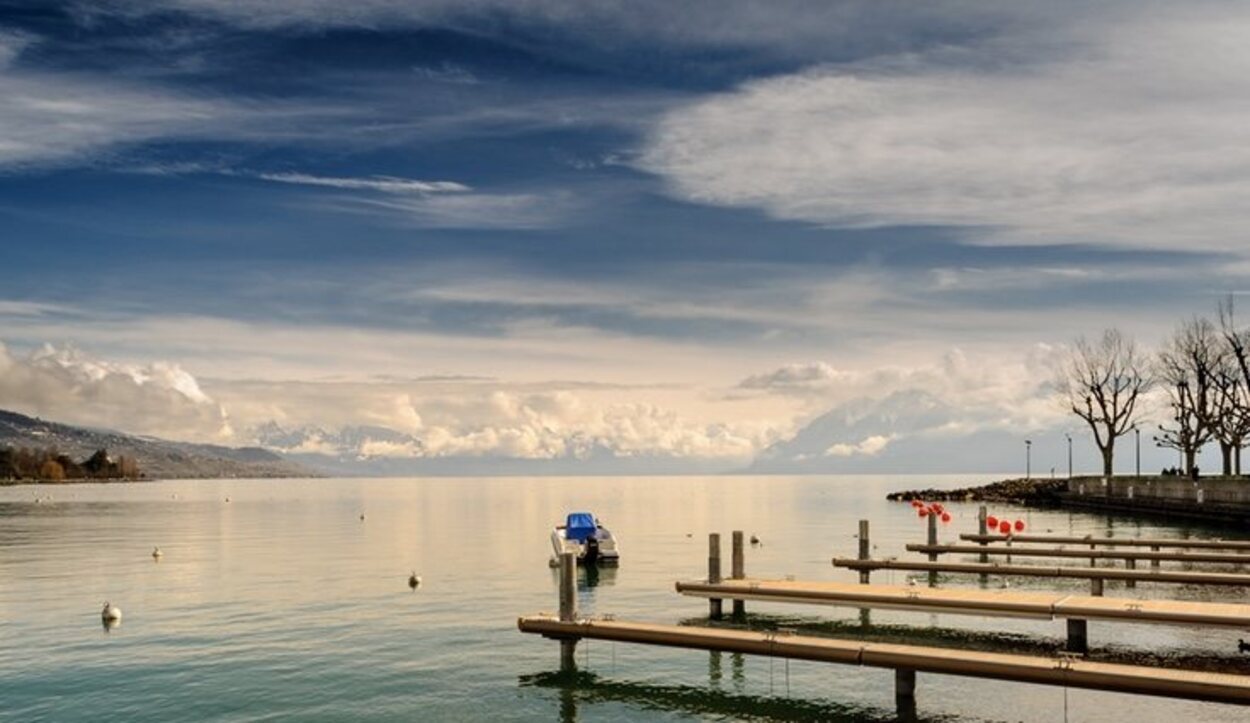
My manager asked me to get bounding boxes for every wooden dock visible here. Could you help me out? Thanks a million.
[962,533,1250,551]
[518,615,1250,705]
[907,543,1250,564]
[675,578,1250,628]
[833,557,1250,586]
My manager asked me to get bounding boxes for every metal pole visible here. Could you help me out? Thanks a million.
[1026,439,1032,480]
[1066,433,1073,479]
[927,512,938,587]
[708,533,723,619]
[1135,427,1141,478]
[977,506,988,583]
[559,552,578,671]
[858,520,871,584]
[731,530,745,618]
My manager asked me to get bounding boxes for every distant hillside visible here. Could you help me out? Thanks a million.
[0,409,317,480]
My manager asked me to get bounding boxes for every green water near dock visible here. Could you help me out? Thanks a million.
[2,475,1248,722]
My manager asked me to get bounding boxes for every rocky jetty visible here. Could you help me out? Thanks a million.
[887,477,1066,505]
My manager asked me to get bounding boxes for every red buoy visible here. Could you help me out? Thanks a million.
[998,520,1011,534]
[941,512,952,523]
[932,503,944,514]
[1014,520,1025,532]
[987,515,999,529]
[918,508,930,518]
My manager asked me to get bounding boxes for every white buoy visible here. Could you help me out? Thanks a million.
[408,572,422,590]
[102,602,122,623]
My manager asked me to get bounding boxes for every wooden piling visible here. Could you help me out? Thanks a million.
[1067,618,1089,654]
[1126,558,1136,588]
[858,520,871,584]
[558,552,578,671]
[731,530,745,618]
[1090,578,1104,596]
[1151,545,1161,568]
[895,667,917,721]
[927,512,938,587]
[709,533,723,619]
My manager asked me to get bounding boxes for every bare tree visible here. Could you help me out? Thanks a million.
[1209,365,1250,474]
[1218,296,1250,474]
[1058,329,1151,476]
[1155,317,1221,475]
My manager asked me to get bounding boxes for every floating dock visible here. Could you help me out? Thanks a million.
[833,557,1250,586]
[675,578,1250,628]
[961,533,1250,551]
[518,615,1250,705]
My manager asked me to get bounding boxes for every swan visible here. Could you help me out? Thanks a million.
[152,547,163,560]
[102,602,122,623]
[408,572,422,590]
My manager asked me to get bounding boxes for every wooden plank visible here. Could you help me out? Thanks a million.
[833,558,1250,586]
[908,544,1250,564]
[676,579,1250,628]
[517,615,1250,705]
[961,533,1250,551]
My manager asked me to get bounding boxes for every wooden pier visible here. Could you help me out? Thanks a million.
[834,557,1250,586]
[961,533,1250,551]
[518,615,1250,706]
[675,578,1250,628]
[907,543,1250,565]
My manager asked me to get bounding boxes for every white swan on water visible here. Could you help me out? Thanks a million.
[102,602,122,623]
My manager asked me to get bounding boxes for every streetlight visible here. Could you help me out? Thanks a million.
[1134,426,1141,478]
[1025,439,1032,480]
[1065,433,1073,479]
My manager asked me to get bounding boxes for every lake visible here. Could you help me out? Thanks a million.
[2,475,1248,722]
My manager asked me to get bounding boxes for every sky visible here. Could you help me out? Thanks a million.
[2,1,1249,474]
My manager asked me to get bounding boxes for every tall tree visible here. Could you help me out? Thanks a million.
[1218,296,1250,474]
[1058,329,1151,476]
[1155,317,1221,475]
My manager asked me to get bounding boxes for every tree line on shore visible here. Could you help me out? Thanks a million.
[0,446,140,482]
[1059,295,1250,478]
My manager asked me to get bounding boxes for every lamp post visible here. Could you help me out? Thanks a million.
[1065,433,1073,479]
[1134,426,1141,478]
[1025,439,1032,480]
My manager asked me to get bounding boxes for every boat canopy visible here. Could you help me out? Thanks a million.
[565,512,597,541]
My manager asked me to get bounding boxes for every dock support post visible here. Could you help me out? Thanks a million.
[1066,618,1089,654]
[1151,545,1161,568]
[1090,542,1097,569]
[558,552,578,672]
[977,506,988,581]
[895,669,917,721]
[731,530,746,619]
[708,533,723,620]
[927,512,938,587]
[858,520,871,584]
[1090,578,1104,596]
[1125,558,1136,588]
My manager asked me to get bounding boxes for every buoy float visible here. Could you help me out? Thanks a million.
[918,508,929,518]
[1014,520,1026,532]
[941,512,951,523]
[987,515,999,529]
[998,520,1012,534]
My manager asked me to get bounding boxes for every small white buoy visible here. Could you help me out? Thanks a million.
[408,572,422,590]
[102,602,122,623]
[152,547,163,560]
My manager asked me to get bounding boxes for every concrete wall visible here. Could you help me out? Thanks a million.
[1066,476,1250,505]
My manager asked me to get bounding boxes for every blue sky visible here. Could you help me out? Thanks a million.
[2,1,1248,472]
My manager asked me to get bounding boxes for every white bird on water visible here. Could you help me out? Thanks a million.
[102,602,122,623]
[408,572,422,590]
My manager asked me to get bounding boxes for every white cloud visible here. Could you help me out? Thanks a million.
[256,172,469,194]
[639,6,1250,252]
[738,362,845,391]
[0,342,233,441]
[825,433,892,457]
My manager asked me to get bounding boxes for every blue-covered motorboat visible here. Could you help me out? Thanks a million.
[550,512,620,566]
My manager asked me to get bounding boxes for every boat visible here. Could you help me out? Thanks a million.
[550,512,620,566]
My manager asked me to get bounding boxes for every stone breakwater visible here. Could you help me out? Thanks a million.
[886,477,1066,505]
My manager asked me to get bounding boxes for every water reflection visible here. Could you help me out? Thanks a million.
[520,670,935,723]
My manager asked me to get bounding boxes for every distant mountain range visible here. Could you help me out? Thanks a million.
[0,409,316,480]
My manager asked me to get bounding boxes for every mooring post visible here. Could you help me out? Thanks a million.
[1066,618,1089,654]
[731,530,746,619]
[977,505,988,583]
[927,511,938,587]
[558,552,578,672]
[709,533,723,619]
[1090,577,1104,596]
[1151,544,1161,568]
[1089,541,1097,569]
[1125,557,1136,588]
[895,668,917,722]
[857,519,871,584]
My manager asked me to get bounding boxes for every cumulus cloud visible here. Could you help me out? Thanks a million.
[825,434,892,457]
[738,362,845,392]
[640,6,1250,252]
[0,342,233,441]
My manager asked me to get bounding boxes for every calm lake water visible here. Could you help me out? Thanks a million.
[3,475,1249,722]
